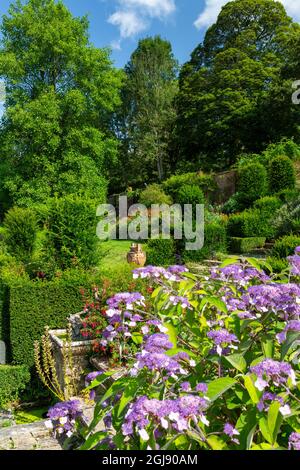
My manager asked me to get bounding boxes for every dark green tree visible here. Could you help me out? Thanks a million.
[0,0,123,208]
[114,36,178,189]
[176,0,299,171]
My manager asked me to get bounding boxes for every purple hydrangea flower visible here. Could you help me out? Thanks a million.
[168,295,191,309]
[250,359,296,391]
[180,382,191,392]
[276,320,300,344]
[144,334,174,353]
[132,265,188,282]
[244,284,300,320]
[107,292,145,310]
[289,432,300,450]
[207,329,239,356]
[288,254,300,277]
[211,264,269,285]
[46,400,82,437]
[122,395,209,439]
[224,423,240,444]
[196,383,208,394]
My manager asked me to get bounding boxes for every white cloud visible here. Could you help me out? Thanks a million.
[108,0,176,41]
[108,10,147,38]
[194,0,300,30]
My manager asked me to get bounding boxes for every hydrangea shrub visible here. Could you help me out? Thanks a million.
[47,252,300,450]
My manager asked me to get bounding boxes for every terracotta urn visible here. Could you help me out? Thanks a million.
[127,243,146,267]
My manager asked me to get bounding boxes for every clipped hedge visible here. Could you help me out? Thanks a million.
[229,237,266,254]
[0,365,30,407]
[2,267,148,368]
[227,209,275,239]
[146,238,176,266]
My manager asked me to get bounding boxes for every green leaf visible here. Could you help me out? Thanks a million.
[244,375,261,404]
[163,322,177,349]
[220,257,239,268]
[236,408,257,450]
[261,338,274,358]
[259,417,272,444]
[268,401,283,445]
[206,377,236,402]
[202,296,228,314]
[207,435,228,450]
[281,332,300,360]
[224,353,247,373]
[79,431,107,450]
[86,370,117,390]
[131,332,143,345]
[117,379,141,417]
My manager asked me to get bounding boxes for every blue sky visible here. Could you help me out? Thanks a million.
[0,0,298,68]
[0,0,300,115]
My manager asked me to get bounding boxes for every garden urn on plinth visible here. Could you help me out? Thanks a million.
[127,243,146,267]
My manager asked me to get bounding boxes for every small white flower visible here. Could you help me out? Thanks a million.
[279,404,291,416]
[158,325,168,333]
[169,412,179,422]
[141,326,149,335]
[59,417,68,425]
[161,418,169,429]
[200,415,210,426]
[217,345,223,356]
[255,377,268,391]
[138,428,150,441]
[45,420,53,429]
[189,360,196,367]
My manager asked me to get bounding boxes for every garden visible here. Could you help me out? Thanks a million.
[0,0,300,453]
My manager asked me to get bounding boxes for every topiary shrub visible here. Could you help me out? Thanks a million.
[237,163,268,207]
[146,238,176,266]
[254,196,282,217]
[268,156,296,194]
[139,184,172,208]
[46,196,100,270]
[3,207,38,264]
[163,173,215,199]
[176,185,205,207]
[272,235,300,260]
[227,208,276,239]
[229,237,266,254]
[0,365,30,407]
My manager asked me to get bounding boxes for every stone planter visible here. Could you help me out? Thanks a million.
[49,329,95,396]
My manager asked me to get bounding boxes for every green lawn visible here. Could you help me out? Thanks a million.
[100,240,133,269]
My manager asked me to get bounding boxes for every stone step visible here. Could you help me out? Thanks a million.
[0,420,62,450]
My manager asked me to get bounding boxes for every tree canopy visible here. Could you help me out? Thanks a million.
[0,0,123,208]
[176,0,300,171]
